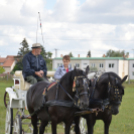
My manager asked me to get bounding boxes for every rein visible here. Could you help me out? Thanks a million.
[30,75,89,117]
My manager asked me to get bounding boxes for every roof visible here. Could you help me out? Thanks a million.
[54,57,129,60]
[0,58,6,63]
[2,58,15,67]
[0,55,15,67]
[127,58,134,60]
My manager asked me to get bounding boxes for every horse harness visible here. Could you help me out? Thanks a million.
[30,75,89,116]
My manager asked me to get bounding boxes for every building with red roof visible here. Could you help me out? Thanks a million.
[0,55,16,73]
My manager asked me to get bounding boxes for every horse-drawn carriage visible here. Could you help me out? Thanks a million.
[5,71,56,134]
[5,70,93,134]
[4,68,127,134]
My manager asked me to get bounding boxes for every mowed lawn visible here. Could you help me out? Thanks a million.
[0,80,134,134]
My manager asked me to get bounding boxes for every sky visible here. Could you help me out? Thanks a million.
[0,0,134,58]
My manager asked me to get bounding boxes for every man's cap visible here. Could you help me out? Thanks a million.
[32,43,42,48]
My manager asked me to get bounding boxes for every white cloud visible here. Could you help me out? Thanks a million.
[0,0,134,58]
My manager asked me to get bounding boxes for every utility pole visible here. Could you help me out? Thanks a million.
[54,49,58,58]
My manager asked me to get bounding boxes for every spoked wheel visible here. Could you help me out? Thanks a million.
[13,115,22,134]
[79,118,87,134]
[5,104,13,134]
[4,91,10,108]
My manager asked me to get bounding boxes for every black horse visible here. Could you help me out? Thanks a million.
[74,72,128,134]
[27,66,90,134]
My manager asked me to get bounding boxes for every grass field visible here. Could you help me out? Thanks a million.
[0,80,134,134]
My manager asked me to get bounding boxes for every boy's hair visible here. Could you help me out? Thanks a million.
[63,55,70,61]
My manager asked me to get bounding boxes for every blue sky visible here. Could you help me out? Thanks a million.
[45,0,86,9]
[0,0,134,58]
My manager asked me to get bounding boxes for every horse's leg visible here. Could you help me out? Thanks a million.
[39,121,48,134]
[74,117,80,134]
[65,122,72,134]
[104,115,112,134]
[86,115,96,134]
[51,121,57,134]
[31,115,38,134]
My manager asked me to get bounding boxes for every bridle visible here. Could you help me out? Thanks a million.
[73,75,89,98]
[108,78,123,105]
[90,76,123,111]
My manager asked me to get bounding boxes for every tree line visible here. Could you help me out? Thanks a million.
[0,38,130,74]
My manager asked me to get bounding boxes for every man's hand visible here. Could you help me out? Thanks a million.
[39,70,44,77]
[35,71,43,78]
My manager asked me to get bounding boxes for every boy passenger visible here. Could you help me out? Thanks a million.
[54,55,73,80]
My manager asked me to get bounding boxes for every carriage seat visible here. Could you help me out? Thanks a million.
[13,71,31,91]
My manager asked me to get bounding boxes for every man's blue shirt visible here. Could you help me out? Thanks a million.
[22,52,47,79]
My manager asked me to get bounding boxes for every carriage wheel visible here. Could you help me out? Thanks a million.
[79,118,87,134]
[5,104,13,134]
[13,115,22,134]
[4,91,10,108]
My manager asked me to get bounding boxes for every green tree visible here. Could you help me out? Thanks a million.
[13,38,30,73]
[46,52,53,59]
[0,66,5,74]
[41,45,47,59]
[18,38,30,56]
[69,52,73,57]
[105,49,129,57]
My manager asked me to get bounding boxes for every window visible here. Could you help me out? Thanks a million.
[109,63,114,68]
[75,63,80,68]
[57,63,62,67]
[133,72,134,76]
[99,63,103,68]
[112,63,114,68]
[91,63,95,67]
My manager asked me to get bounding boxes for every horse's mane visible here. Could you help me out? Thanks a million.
[96,72,121,89]
[59,70,74,83]
[101,72,121,81]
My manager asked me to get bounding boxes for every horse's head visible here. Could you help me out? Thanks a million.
[73,66,90,109]
[108,74,128,115]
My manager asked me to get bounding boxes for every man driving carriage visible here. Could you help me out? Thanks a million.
[22,43,47,84]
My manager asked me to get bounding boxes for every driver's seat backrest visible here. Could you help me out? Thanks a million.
[14,71,31,91]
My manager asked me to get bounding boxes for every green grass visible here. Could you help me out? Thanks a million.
[0,80,134,134]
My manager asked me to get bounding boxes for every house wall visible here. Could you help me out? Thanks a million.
[11,61,16,71]
[70,60,81,69]
[118,60,128,79]
[128,60,134,80]
[81,60,90,71]
[105,60,118,74]
[89,60,105,71]
[52,59,63,70]
[3,67,11,73]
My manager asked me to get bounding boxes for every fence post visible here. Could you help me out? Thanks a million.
[7,74,8,81]
[128,75,130,84]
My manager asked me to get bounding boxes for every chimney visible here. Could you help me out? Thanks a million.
[60,54,63,57]
[103,54,105,57]
[78,54,80,57]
